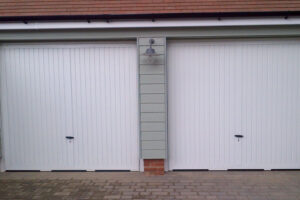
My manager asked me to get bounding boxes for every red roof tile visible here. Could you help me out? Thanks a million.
[0,0,299,17]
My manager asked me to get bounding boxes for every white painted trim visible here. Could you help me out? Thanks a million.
[139,159,144,172]
[1,17,300,30]
[0,47,5,172]
[0,161,4,172]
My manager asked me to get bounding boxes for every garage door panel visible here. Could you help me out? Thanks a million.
[239,43,300,169]
[1,46,74,170]
[169,42,240,170]
[70,45,139,170]
[0,43,139,171]
[168,39,300,170]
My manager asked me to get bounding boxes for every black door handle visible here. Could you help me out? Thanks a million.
[234,135,244,138]
[66,136,74,139]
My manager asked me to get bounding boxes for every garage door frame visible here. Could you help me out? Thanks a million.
[0,41,140,172]
[167,38,300,170]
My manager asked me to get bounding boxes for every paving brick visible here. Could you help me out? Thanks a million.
[104,195,121,199]
[0,171,299,200]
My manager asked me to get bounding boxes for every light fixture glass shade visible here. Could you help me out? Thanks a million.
[143,38,162,57]
[144,47,157,57]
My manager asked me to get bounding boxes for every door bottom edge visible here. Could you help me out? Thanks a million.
[95,170,131,172]
[6,170,41,172]
[51,170,87,172]
[172,169,209,172]
[228,169,264,171]
[271,169,300,171]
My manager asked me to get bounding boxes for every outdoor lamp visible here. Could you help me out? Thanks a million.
[143,38,161,57]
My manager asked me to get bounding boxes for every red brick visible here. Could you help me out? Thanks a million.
[144,159,164,175]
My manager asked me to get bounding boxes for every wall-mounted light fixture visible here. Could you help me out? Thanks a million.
[143,38,162,57]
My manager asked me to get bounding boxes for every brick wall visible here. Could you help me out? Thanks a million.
[144,159,164,175]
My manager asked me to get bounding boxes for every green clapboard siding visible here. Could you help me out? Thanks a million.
[141,113,165,122]
[140,75,165,84]
[140,55,165,65]
[140,84,165,94]
[141,122,165,132]
[141,132,165,140]
[142,150,166,159]
[138,37,167,159]
[141,104,165,112]
[140,65,165,74]
[141,94,165,103]
[142,141,165,150]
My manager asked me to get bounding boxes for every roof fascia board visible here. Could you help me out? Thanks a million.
[1,26,300,41]
[1,17,300,30]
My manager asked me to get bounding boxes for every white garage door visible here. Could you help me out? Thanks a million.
[0,42,139,171]
[168,39,300,170]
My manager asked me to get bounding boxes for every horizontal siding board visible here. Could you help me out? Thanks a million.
[141,132,165,141]
[140,84,165,94]
[141,104,165,112]
[142,141,165,150]
[140,65,165,75]
[141,122,165,131]
[140,55,164,65]
[141,94,165,103]
[141,113,165,122]
[142,150,166,159]
[140,75,165,84]
[139,38,165,46]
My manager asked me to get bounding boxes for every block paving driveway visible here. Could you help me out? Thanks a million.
[0,171,300,200]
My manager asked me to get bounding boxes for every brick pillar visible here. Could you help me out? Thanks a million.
[144,159,165,175]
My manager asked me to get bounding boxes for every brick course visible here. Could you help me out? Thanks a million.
[0,0,300,17]
[144,159,164,175]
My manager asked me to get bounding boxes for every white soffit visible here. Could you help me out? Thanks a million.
[1,17,300,30]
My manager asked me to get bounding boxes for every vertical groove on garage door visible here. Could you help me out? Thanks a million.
[238,42,300,169]
[0,43,139,171]
[168,39,300,170]
[70,45,139,170]
[168,41,242,170]
[1,47,74,170]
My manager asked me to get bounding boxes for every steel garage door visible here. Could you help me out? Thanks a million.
[0,42,139,171]
[168,39,300,170]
